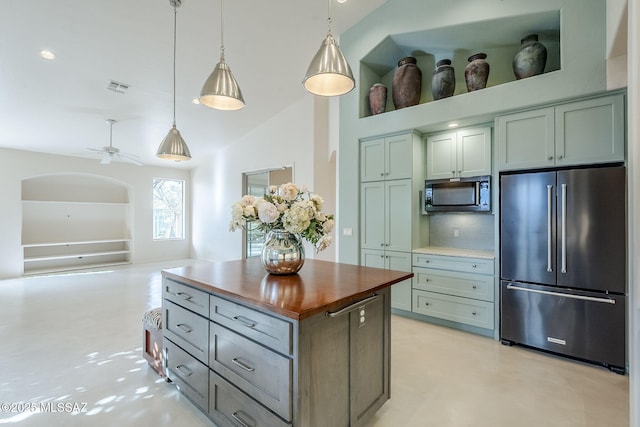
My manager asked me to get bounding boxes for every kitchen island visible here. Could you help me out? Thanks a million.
[161,258,413,427]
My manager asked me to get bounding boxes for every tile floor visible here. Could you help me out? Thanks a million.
[0,261,630,427]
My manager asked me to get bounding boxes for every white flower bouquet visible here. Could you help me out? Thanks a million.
[230,183,335,252]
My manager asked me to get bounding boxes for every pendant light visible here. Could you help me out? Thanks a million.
[156,0,191,162]
[199,0,245,110]
[303,0,355,96]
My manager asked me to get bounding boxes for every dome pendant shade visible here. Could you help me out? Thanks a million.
[303,33,355,96]
[199,59,245,110]
[156,125,191,161]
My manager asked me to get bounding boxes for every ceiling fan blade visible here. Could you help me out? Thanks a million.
[116,152,144,166]
[87,147,105,153]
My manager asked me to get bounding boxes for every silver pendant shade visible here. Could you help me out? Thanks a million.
[156,0,191,162]
[303,0,355,97]
[199,0,245,110]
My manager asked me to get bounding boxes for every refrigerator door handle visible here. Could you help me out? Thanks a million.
[561,183,567,274]
[547,185,553,272]
[506,284,616,304]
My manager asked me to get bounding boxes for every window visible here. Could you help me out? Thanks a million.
[153,178,185,240]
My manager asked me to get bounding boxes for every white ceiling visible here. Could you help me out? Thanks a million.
[0,0,386,169]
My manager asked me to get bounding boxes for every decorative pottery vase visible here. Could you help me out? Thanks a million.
[513,34,547,80]
[369,83,387,115]
[431,59,455,100]
[464,53,490,92]
[392,57,422,109]
[261,230,305,275]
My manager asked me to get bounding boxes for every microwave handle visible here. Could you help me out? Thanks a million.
[475,181,480,205]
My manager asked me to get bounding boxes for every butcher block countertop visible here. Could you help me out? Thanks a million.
[162,257,413,320]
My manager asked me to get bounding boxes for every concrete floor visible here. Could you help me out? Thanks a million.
[0,260,629,426]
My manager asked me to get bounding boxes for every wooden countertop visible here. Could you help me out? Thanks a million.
[162,258,413,321]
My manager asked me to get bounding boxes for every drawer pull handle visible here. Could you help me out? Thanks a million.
[176,323,192,333]
[472,311,477,316]
[232,411,256,427]
[176,292,193,301]
[425,302,430,306]
[175,364,193,377]
[232,357,255,372]
[233,315,257,328]
[326,294,379,318]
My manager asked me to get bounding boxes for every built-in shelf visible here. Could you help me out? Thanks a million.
[359,10,561,118]
[21,174,132,275]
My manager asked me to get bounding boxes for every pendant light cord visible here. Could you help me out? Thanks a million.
[327,0,332,35]
[220,0,225,61]
[172,5,177,126]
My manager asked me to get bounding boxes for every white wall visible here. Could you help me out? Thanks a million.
[191,95,337,263]
[0,148,192,279]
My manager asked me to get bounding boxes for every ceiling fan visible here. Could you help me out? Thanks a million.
[87,119,143,166]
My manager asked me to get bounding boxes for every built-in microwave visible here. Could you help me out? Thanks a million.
[423,175,491,213]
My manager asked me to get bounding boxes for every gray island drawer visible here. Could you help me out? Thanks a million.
[164,339,209,412]
[210,323,292,421]
[164,300,209,364]
[209,371,291,427]
[211,295,292,355]
[163,278,209,317]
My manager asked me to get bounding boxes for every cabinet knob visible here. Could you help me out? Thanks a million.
[472,285,477,289]
[557,155,563,160]
[548,156,554,160]
[380,243,384,247]
[425,302,430,306]
[472,311,477,316]
[380,173,385,177]
[458,170,462,174]
[425,278,430,282]
[472,264,477,268]
[451,171,455,175]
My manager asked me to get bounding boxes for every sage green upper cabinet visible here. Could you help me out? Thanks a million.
[426,127,492,180]
[497,94,625,171]
[360,133,413,182]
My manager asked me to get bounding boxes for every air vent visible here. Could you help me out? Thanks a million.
[107,80,129,94]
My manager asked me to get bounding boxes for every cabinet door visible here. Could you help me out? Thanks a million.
[496,107,555,171]
[350,290,389,425]
[360,248,386,269]
[386,251,412,311]
[457,127,492,177]
[360,138,385,182]
[555,94,625,166]
[426,132,456,179]
[360,182,385,250]
[385,133,413,180]
[385,180,412,252]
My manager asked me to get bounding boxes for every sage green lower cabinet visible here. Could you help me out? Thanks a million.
[411,252,495,335]
[163,276,391,426]
[361,248,412,311]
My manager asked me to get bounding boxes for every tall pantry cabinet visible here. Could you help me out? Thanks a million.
[360,132,426,311]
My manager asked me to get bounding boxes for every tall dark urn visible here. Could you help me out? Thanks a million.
[431,59,455,100]
[392,57,422,109]
[513,34,547,79]
[464,53,490,92]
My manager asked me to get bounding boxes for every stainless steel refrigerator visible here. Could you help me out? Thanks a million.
[500,165,626,373]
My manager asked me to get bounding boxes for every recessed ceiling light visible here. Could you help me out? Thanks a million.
[448,122,459,128]
[192,98,201,105]
[40,50,56,60]
[337,0,348,3]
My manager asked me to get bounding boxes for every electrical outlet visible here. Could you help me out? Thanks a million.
[343,227,353,236]
[453,227,460,238]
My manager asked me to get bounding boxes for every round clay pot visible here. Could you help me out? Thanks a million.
[513,34,547,79]
[465,53,490,92]
[368,83,387,115]
[392,57,422,109]
[431,59,455,100]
